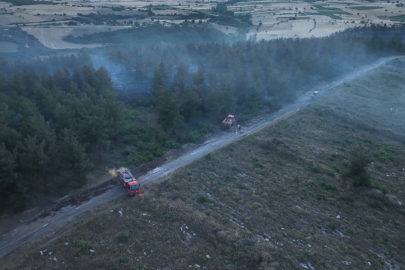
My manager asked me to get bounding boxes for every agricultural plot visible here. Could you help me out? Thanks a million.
[389,15,405,21]
[0,41,18,52]
[1,0,405,48]
[3,60,405,270]
[0,14,29,24]
[22,26,106,49]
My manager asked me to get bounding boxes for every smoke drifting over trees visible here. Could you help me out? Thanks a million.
[108,31,405,123]
[0,26,404,213]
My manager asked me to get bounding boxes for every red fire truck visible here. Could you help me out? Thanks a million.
[222,114,235,128]
[117,168,140,196]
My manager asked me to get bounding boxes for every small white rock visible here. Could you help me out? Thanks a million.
[367,262,371,266]
[186,226,188,229]
[195,264,200,268]
[265,238,269,242]
[193,233,196,236]
[110,210,114,212]
[118,210,123,216]
[206,254,210,259]
[307,244,311,247]
[49,252,52,256]
[180,227,183,231]
[336,215,340,219]
[144,252,147,255]
[282,228,284,230]
[40,251,43,256]
[53,257,57,262]
[65,242,69,246]
[89,249,95,253]
[142,213,147,216]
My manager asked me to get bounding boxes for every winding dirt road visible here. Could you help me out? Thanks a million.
[0,56,400,259]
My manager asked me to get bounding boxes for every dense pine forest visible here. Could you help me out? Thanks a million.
[1,26,405,213]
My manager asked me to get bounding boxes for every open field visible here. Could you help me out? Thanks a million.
[21,25,128,48]
[0,40,17,51]
[2,59,405,269]
[1,0,405,49]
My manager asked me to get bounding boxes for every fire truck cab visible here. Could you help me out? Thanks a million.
[117,168,140,196]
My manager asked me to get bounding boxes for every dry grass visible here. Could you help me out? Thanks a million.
[3,64,405,269]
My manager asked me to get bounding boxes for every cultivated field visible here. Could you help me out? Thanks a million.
[2,0,405,49]
[2,59,405,269]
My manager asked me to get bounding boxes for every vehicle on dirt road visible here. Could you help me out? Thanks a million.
[222,114,235,128]
[117,168,140,196]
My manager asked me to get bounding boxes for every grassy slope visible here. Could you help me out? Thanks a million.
[3,63,405,269]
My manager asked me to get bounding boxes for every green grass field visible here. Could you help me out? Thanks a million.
[350,6,383,10]
[389,15,405,21]
[2,63,405,269]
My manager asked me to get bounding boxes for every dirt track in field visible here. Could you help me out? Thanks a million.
[0,55,401,259]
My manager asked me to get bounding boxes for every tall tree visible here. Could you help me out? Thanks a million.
[58,128,92,175]
[18,135,50,190]
[155,88,181,130]
[0,143,24,213]
[171,62,189,92]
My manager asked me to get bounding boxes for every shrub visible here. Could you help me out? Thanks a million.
[309,165,321,173]
[165,140,181,149]
[76,240,92,252]
[338,194,354,203]
[373,150,396,163]
[343,147,372,187]
[320,182,337,191]
[197,194,209,204]
[328,222,339,230]
[118,256,129,263]
[117,231,130,242]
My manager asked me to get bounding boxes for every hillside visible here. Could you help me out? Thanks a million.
[2,61,405,269]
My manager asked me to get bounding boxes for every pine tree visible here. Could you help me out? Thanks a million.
[58,128,92,175]
[0,143,24,213]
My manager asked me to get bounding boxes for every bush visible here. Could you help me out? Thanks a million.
[197,194,209,204]
[343,147,372,187]
[76,240,92,252]
[320,182,337,191]
[373,150,396,163]
[117,231,130,242]
[309,165,321,173]
[338,194,354,203]
[328,221,339,230]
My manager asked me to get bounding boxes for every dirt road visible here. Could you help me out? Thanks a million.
[0,56,400,259]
